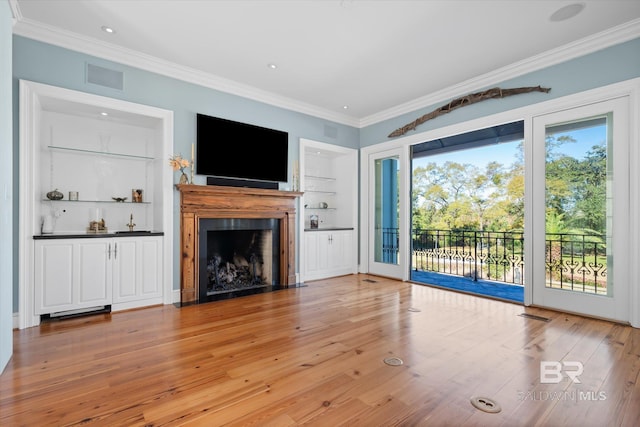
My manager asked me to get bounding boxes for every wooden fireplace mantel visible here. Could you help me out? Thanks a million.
[176,184,302,303]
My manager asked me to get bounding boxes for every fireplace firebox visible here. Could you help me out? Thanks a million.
[199,218,280,301]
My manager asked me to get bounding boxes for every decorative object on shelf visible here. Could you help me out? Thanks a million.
[126,213,136,231]
[388,85,551,138]
[292,160,300,191]
[191,143,195,185]
[310,214,319,229]
[320,202,328,209]
[87,218,108,234]
[41,215,54,234]
[46,188,63,200]
[132,189,143,203]
[112,196,128,203]
[169,153,191,185]
[69,191,78,201]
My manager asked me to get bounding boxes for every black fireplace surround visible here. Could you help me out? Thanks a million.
[198,218,281,302]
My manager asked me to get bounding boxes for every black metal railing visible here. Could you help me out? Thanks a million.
[405,228,607,295]
[412,229,524,285]
[545,233,607,295]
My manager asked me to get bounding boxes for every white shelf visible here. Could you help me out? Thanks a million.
[48,145,154,160]
[305,174,336,181]
[42,199,151,205]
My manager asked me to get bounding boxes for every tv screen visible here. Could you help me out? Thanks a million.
[196,114,289,183]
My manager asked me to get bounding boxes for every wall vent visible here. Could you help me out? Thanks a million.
[324,124,338,139]
[86,63,124,90]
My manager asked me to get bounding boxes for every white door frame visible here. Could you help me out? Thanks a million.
[531,97,630,322]
[362,147,409,279]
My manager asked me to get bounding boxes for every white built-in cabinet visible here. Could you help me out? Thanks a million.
[300,139,358,281]
[34,236,163,316]
[19,80,173,328]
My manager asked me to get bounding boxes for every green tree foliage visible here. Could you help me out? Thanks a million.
[413,155,523,232]
[413,135,606,237]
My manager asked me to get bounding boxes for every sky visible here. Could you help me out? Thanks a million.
[412,124,606,170]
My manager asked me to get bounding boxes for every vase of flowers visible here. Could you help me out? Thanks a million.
[169,154,191,185]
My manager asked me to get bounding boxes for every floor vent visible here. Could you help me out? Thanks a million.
[470,396,501,413]
[362,279,377,283]
[383,357,404,366]
[518,313,551,322]
[41,305,111,322]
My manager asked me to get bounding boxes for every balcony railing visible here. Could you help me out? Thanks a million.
[545,232,607,295]
[412,229,525,285]
[380,228,608,295]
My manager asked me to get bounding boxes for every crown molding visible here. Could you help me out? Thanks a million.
[359,18,640,128]
[11,9,639,130]
[8,0,21,24]
[11,17,361,128]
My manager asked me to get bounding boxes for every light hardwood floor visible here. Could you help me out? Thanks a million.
[1,274,639,426]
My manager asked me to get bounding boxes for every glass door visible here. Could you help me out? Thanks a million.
[368,148,406,278]
[532,97,629,322]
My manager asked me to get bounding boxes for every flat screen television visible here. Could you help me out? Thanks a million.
[196,113,289,183]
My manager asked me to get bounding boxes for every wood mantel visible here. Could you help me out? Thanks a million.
[177,184,302,303]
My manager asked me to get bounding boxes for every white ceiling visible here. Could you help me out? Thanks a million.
[10,0,640,127]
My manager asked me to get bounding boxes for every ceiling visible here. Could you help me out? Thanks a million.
[10,1,640,127]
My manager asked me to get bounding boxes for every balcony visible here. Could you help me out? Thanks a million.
[385,228,607,303]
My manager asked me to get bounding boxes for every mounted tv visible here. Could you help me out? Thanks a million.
[196,113,289,184]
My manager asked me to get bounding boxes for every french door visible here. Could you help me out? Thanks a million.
[368,148,407,279]
[532,97,629,322]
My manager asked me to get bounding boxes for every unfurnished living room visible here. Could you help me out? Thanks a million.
[1,1,640,426]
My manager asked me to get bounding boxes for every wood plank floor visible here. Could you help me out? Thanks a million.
[1,274,639,426]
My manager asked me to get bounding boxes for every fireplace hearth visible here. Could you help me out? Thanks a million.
[177,184,302,304]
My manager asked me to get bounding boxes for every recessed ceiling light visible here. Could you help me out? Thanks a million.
[267,63,277,69]
[100,112,108,116]
[549,3,585,22]
[343,105,349,110]
[101,25,115,34]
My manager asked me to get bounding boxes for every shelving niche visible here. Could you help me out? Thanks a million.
[19,80,174,329]
[299,138,358,281]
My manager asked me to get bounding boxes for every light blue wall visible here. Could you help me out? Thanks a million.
[1,1,14,371]
[9,34,640,315]
[11,35,360,312]
[361,38,640,147]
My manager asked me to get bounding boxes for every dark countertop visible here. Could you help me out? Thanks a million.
[304,227,354,232]
[33,231,164,240]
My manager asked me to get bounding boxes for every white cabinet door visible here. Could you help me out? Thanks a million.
[34,238,111,315]
[77,240,111,306]
[113,236,162,305]
[138,237,162,299]
[112,239,137,303]
[34,240,75,314]
[329,230,353,272]
[304,232,324,278]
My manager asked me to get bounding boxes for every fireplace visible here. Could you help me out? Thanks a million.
[177,184,301,304]
[199,218,280,301]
